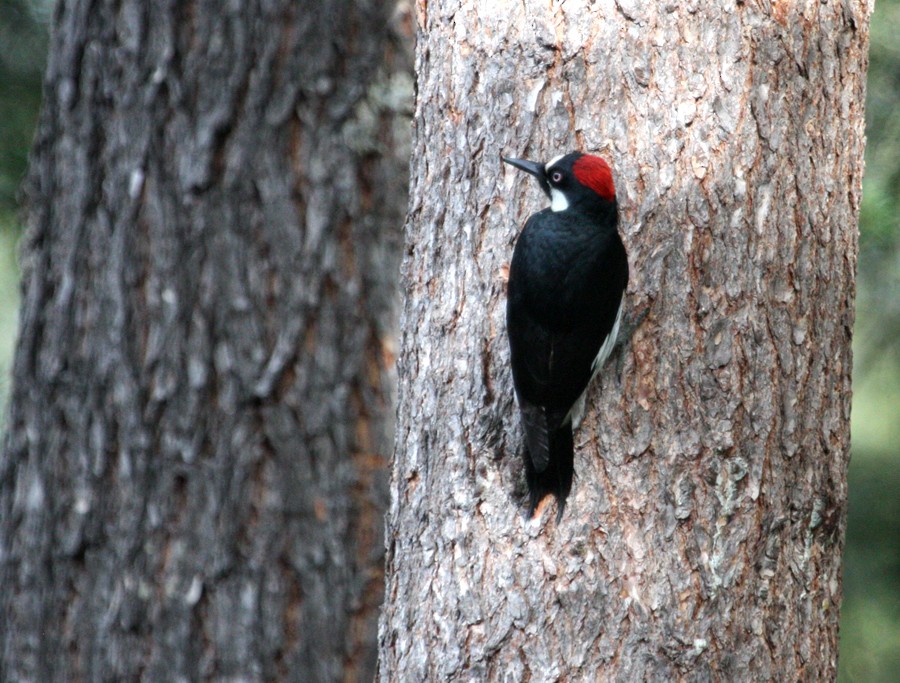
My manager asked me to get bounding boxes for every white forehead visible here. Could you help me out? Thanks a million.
[545,154,565,171]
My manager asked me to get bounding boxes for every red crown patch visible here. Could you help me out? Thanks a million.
[572,155,616,202]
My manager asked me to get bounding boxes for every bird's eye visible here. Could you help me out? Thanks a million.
[550,171,563,183]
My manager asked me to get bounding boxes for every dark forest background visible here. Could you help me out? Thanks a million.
[0,1,896,680]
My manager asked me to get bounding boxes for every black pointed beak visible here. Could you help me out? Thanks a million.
[502,156,546,183]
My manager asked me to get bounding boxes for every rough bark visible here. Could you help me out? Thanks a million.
[379,1,868,681]
[0,1,411,681]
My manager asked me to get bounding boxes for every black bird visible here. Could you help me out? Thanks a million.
[502,151,628,520]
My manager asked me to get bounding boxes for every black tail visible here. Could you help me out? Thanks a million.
[524,425,574,521]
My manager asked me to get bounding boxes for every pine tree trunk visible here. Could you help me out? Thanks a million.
[379,2,868,680]
[0,1,411,681]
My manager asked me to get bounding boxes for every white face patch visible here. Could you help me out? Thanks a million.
[546,154,568,211]
[550,187,569,212]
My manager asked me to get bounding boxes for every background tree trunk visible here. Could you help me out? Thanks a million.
[0,1,411,681]
[379,1,868,681]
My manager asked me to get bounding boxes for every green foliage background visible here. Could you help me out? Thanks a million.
[0,2,895,679]
[0,0,46,414]
[838,2,900,680]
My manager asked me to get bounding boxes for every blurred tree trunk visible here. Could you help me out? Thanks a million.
[378,1,868,681]
[0,1,411,681]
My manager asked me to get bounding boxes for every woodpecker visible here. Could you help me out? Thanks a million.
[502,151,628,520]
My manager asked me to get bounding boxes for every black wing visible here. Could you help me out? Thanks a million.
[506,210,627,471]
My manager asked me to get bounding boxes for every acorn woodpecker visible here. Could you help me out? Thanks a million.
[502,151,628,520]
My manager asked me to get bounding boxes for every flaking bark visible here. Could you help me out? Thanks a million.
[0,1,411,681]
[379,1,868,681]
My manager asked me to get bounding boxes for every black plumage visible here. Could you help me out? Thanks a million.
[503,152,628,520]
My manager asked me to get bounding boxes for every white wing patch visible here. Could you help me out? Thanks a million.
[550,188,569,212]
[566,299,624,428]
[591,299,623,376]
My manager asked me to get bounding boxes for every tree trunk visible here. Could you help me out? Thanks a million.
[1,1,411,681]
[379,2,868,681]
